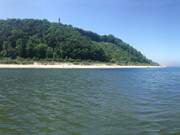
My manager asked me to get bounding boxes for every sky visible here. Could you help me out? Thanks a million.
[0,0,180,66]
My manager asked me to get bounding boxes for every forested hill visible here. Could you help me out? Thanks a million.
[0,19,157,65]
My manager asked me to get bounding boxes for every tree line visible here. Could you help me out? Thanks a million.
[0,19,157,65]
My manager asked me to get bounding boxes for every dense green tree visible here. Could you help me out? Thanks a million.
[46,47,53,58]
[0,19,157,65]
[1,41,16,58]
[35,43,47,58]
[26,40,35,58]
[16,39,25,57]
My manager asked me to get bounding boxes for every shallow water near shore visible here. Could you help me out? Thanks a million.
[0,68,180,135]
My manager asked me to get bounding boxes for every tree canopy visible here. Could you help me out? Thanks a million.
[0,19,157,65]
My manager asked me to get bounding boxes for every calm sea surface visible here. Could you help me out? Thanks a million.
[0,68,180,135]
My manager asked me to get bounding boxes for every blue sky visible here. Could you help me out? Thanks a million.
[0,0,180,66]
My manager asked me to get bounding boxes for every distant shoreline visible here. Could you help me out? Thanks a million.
[0,63,164,69]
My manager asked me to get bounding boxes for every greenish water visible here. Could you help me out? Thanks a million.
[0,68,180,135]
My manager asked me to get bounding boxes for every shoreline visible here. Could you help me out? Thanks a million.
[0,63,164,69]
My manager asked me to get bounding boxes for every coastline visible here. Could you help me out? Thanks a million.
[0,63,164,69]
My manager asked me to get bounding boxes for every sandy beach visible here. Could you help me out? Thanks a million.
[0,63,163,69]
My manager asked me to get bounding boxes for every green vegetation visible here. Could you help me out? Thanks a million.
[0,19,158,65]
